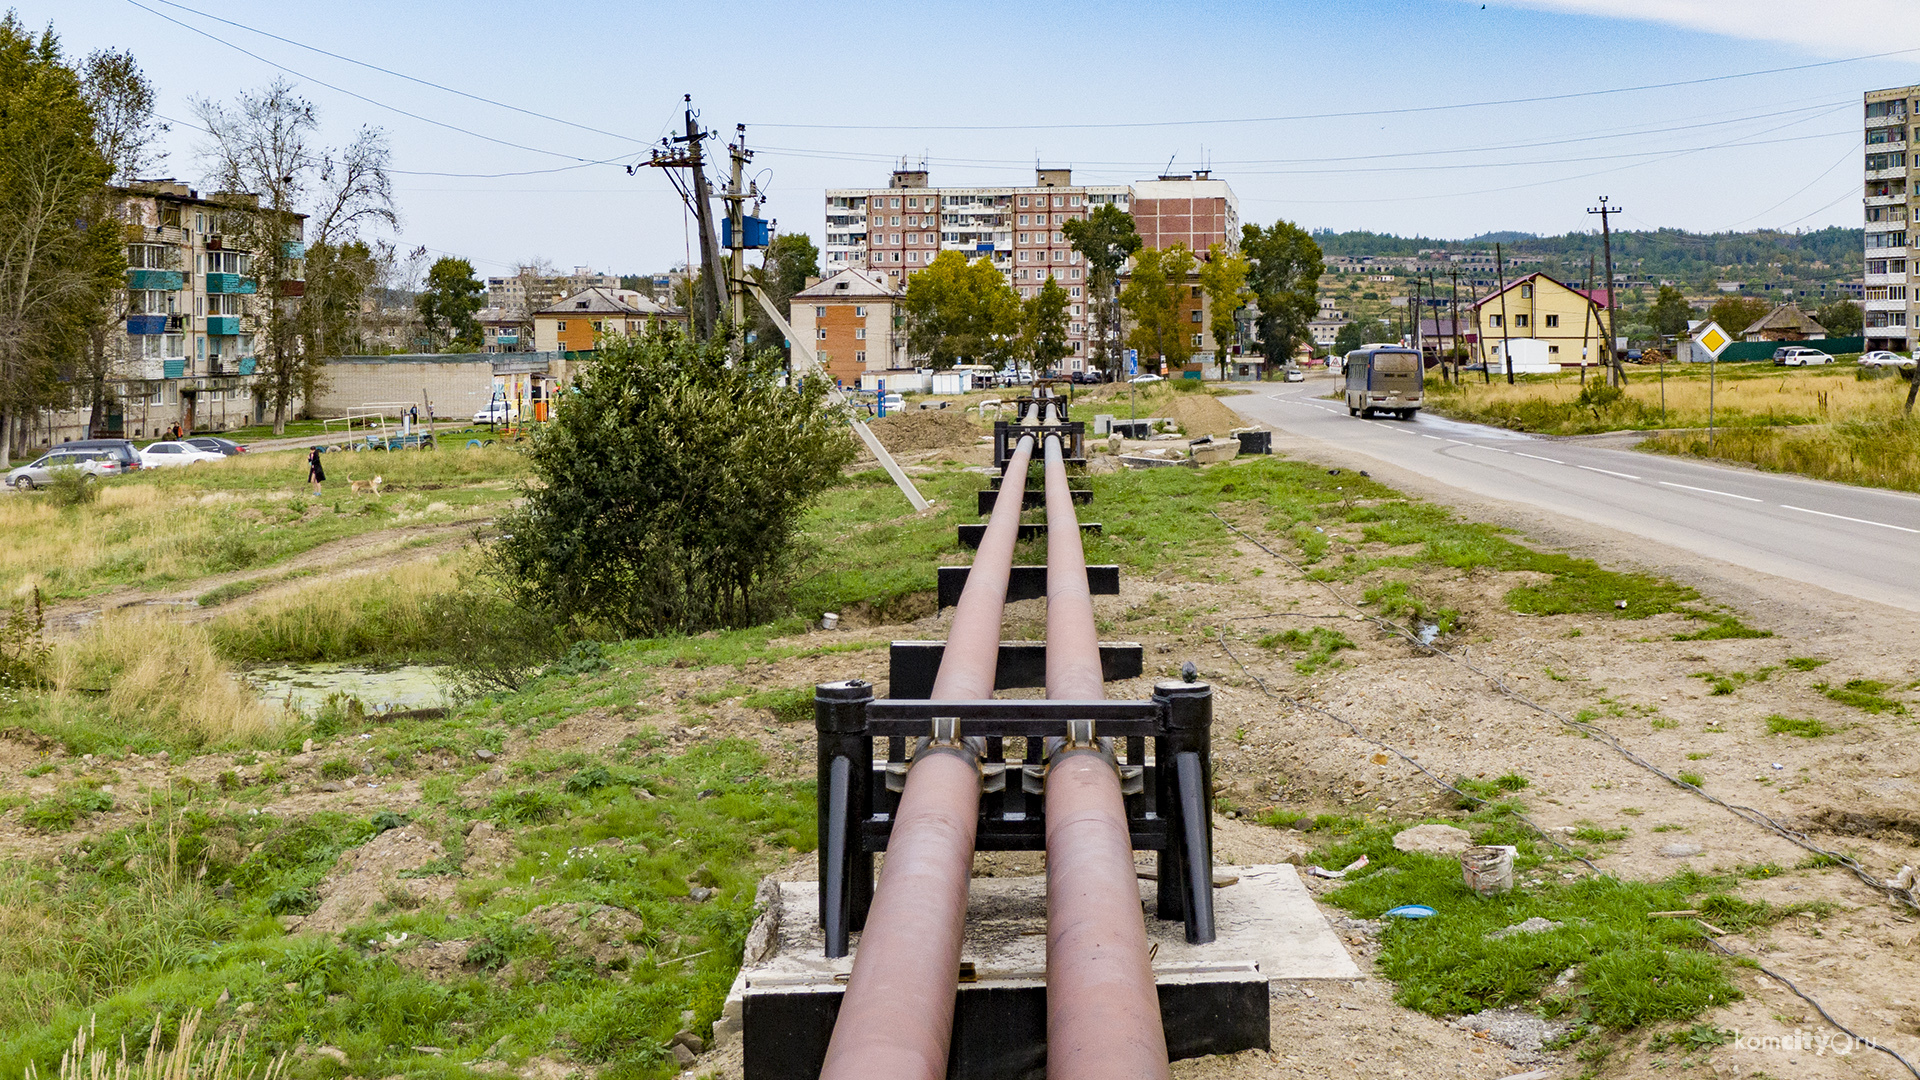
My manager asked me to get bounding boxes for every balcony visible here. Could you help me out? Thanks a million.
[168,313,189,332]
[163,359,186,379]
[282,241,306,259]
[126,314,168,335]
[276,279,305,298]
[206,315,242,336]
[126,358,164,379]
[206,273,257,294]
[240,357,256,375]
[495,333,520,346]
[1867,166,1909,181]
[127,269,183,291]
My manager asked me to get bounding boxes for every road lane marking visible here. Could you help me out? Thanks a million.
[1513,452,1565,464]
[1779,505,1919,534]
[1421,434,1445,441]
[1576,464,1642,480]
[1659,481,1761,502]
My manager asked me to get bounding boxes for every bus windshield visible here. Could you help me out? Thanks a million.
[1371,352,1420,374]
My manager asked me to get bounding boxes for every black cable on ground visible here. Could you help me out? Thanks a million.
[1207,507,1920,1077]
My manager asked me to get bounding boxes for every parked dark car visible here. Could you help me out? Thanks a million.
[57,438,143,472]
[185,436,248,456]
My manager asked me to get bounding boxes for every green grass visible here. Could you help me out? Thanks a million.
[1255,627,1355,674]
[1765,714,1838,738]
[1783,657,1829,672]
[739,685,814,725]
[17,787,114,833]
[1362,579,1461,634]
[1691,667,1775,696]
[1815,679,1909,715]
[1678,772,1705,788]
[1304,823,1781,1030]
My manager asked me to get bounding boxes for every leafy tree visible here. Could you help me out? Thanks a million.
[1197,243,1251,362]
[1120,244,1196,367]
[1332,319,1371,357]
[1706,295,1771,339]
[78,46,165,439]
[303,239,382,357]
[489,328,856,636]
[1814,298,1862,338]
[1647,284,1694,338]
[1061,204,1141,373]
[0,16,122,465]
[747,232,819,358]
[417,257,485,351]
[902,250,1019,369]
[1241,220,1325,369]
[1019,275,1071,373]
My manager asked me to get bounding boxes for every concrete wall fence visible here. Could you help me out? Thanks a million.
[314,352,563,420]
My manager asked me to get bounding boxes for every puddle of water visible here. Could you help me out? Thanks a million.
[245,662,450,714]
[1417,623,1440,646]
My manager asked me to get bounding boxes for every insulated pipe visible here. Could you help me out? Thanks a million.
[1041,430,1171,1080]
[818,435,1036,1080]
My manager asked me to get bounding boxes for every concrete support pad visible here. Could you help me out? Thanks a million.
[718,863,1357,1079]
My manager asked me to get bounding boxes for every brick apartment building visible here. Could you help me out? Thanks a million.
[531,287,687,353]
[823,167,1239,373]
[788,268,904,386]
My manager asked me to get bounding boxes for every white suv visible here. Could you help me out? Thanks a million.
[1772,346,1831,366]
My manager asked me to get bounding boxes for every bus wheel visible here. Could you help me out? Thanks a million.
[1348,406,1358,416]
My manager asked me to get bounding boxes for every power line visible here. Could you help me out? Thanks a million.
[1724,141,1865,230]
[123,0,616,165]
[752,48,1920,131]
[131,0,651,148]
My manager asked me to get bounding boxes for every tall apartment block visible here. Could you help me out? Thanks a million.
[823,167,1238,370]
[1864,87,1913,353]
[27,180,302,449]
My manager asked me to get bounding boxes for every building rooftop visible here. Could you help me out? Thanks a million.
[535,287,679,317]
[793,268,901,301]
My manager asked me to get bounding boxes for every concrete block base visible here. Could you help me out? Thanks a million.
[719,863,1357,1079]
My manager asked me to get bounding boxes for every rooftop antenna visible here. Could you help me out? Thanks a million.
[1163,152,1177,177]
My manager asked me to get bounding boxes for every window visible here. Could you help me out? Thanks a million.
[1190,309,1202,323]
[1019,196,1030,207]
[1071,304,1082,315]
[889,197,900,208]
[908,251,918,263]
[856,350,866,363]
[556,321,566,331]
[1549,345,1560,353]
[1867,231,1909,249]
[1018,214,1028,226]
[1192,333,1203,346]
[1520,284,1533,298]
[906,198,917,208]
[1070,268,1081,279]
[906,233,917,244]
[815,306,827,318]
[1514,314,1529,328]
[592,321,603,332]
[855,328,866,339]
[1019,251,1028,262]
[1069,196,1082,206]
[1070,286,1082,298]
[926,233,935,245]
[1869,259,1890,275]
[1488,314,1502,327]
[855,306,866,316]
[1053,196,1063,207]
[817,328,827,339]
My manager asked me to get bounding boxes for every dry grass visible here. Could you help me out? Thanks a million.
[208,556,461,662]
[0,444,525,601]
[1425,366,1908,435]
[43,614,287,749]
[1642,415,1920,494]
[31,1010,282,1080]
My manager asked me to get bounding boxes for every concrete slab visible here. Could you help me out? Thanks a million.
[717,863,1358,1078]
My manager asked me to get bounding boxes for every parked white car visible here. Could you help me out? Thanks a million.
[138,441,226,468]
[6,449,123,490]
[472,401,516,424]
[1860,350,1917,370]
[1772,346,1831,366]
[1128,374,1164,385]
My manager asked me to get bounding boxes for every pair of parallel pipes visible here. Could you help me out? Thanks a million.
[819,417,1170,1080]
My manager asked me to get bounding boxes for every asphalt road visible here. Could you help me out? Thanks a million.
[1227,377,1920,614]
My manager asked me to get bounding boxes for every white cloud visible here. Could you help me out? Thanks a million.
[1477,0,1920,58]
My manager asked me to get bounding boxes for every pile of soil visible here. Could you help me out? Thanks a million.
[863,409,982,453]
[1161,393,1247,437]
[302,826,458,933]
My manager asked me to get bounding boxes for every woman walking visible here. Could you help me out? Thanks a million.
[307,446,326,495]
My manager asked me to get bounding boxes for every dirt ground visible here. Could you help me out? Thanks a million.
[4,398,1918,1080]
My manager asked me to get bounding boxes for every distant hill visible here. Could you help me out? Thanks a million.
[1309,226,1862,287]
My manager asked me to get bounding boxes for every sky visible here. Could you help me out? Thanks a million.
[19,0,1920,276]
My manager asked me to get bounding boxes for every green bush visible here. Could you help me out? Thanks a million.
[489,329,857,637]
[45,467,98,508]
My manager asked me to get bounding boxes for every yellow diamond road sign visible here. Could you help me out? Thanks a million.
[1696,322,1731,358]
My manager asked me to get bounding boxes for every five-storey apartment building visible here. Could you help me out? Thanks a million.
[1864,87,1914,353]
[823,167,1238,370]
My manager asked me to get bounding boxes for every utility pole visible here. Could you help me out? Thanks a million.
[726,124,753,338]
[1579,255,1596,388]
[1448,268,1462,386]
[1464,272,1489,385]
[1588,195,1626,387]
[1495,243,1515,385]
[641,96,728,339]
